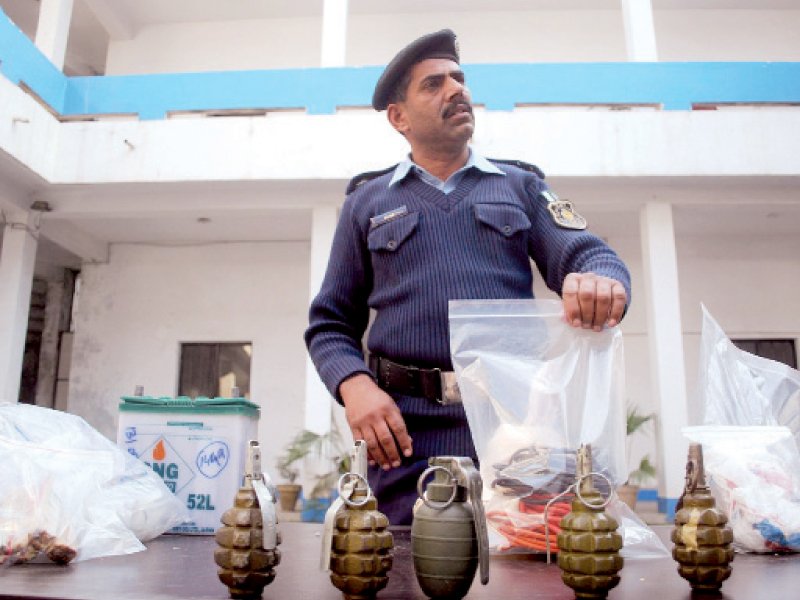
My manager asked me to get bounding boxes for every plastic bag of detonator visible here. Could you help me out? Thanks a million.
[683,305,800,553]
[449,299,668,559]
[0,403,188,565]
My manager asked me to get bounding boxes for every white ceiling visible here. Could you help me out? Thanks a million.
[31,174,800,242]
[3,153,800,274]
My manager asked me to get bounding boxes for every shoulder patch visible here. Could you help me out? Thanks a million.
[346,164,399,195]
[487,159,546,179]
[540,190,587,230]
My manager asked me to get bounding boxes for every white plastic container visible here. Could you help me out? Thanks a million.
[117,395,259,534]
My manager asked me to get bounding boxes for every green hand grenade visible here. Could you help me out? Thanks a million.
[411,457,490,599]
[214,440,281,599]
[672,442,734,592]
[322,440,393,600]
[557,444,623,600]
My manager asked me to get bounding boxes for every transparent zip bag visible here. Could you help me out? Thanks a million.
[683,305,800,553]
[449,299,667,558]
[0,402,189,566]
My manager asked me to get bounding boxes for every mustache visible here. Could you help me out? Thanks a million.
[442,98,474,119]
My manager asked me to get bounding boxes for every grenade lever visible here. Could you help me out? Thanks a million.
[467,467,490,585]
[431,457,490,586]
[320,440,370,571]
[246,440,279,550]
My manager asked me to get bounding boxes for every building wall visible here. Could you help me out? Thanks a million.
[67,241,310,463]
[5,2,799,494]
[656,10,800,61]
[347,11,627,65]
[104,9,800,75]
[46,110,800,185]
[105,18,323,75]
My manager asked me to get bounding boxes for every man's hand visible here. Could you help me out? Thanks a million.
[339,374,413,470]
[562,272,627,331]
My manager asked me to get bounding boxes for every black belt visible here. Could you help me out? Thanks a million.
[368,355,461,405]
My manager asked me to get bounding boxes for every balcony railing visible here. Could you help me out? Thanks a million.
[2,8,799,121]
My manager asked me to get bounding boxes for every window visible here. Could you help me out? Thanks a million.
[731,339,797,369]
[179,342,252,399]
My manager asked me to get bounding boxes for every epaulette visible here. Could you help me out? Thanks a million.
[487,159,546,179]
[346,164,399,195]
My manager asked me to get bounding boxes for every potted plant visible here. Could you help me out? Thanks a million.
[275,425,351,515]
[617,406,657,510]
[274,455,302,512]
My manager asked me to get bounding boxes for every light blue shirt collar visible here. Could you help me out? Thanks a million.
[388,149,505,194]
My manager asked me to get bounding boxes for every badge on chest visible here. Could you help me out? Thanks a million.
[370,205,409,228]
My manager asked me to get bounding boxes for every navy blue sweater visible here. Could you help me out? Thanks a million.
[305,163,631,458]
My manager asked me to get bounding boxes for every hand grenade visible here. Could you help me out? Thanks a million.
[556,444,623,600]
[411,456,490,599]
[214,440,281,599]
[672,442,734,592]
[321,440,393,600]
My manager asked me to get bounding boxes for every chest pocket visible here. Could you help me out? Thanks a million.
[367,211,420,252]
[474,203,531,237]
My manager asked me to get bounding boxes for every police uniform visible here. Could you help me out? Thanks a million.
[304,30,631,524]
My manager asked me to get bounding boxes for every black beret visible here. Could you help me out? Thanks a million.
[372,29,459,111]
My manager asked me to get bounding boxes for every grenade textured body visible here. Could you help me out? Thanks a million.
[557,490,623,600]
[330,495,394,600]
[412,485,478,599]
[671,445,734,593]
[214,488,282,599]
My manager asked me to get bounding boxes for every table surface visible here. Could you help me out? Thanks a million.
[0,523,797,600]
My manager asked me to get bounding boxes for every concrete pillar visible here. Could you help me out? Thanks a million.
[35,273,73,407]
[304,206,338,434]
[0,210,39,402]
[620,0,658,61]
[34,0,75,70]
[321,0,348,67]
[639,202,688,518]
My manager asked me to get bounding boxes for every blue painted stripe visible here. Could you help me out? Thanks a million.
[0,7,68,110]
[637,488,658,502]
[64,67,383,119]
[3,8,800,120]
[466,62,800,111]
[658,496,679,521]
[65,62,800,120]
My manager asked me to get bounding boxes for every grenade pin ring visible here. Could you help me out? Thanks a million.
[543,471,614,564]
[418,465,458,510]
[338,472,372,508]
[574,471,614,510]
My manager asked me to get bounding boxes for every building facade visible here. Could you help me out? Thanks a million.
[1,0,799,514]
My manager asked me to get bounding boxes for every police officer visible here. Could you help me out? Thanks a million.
[305,29,630,524]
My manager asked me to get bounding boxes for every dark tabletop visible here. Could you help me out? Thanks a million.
[0,522,797,600]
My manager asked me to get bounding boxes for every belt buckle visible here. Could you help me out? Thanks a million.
[436,369,462,405]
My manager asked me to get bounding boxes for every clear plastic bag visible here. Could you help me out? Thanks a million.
[449,299,668,558]
[0,403,189,565]
[685,305,800,553]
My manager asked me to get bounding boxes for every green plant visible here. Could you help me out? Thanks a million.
[276,424,351,498]
[626,407,654,437]
[625,406,656,486]
[627,455,657,487]
[276,458,299,484]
